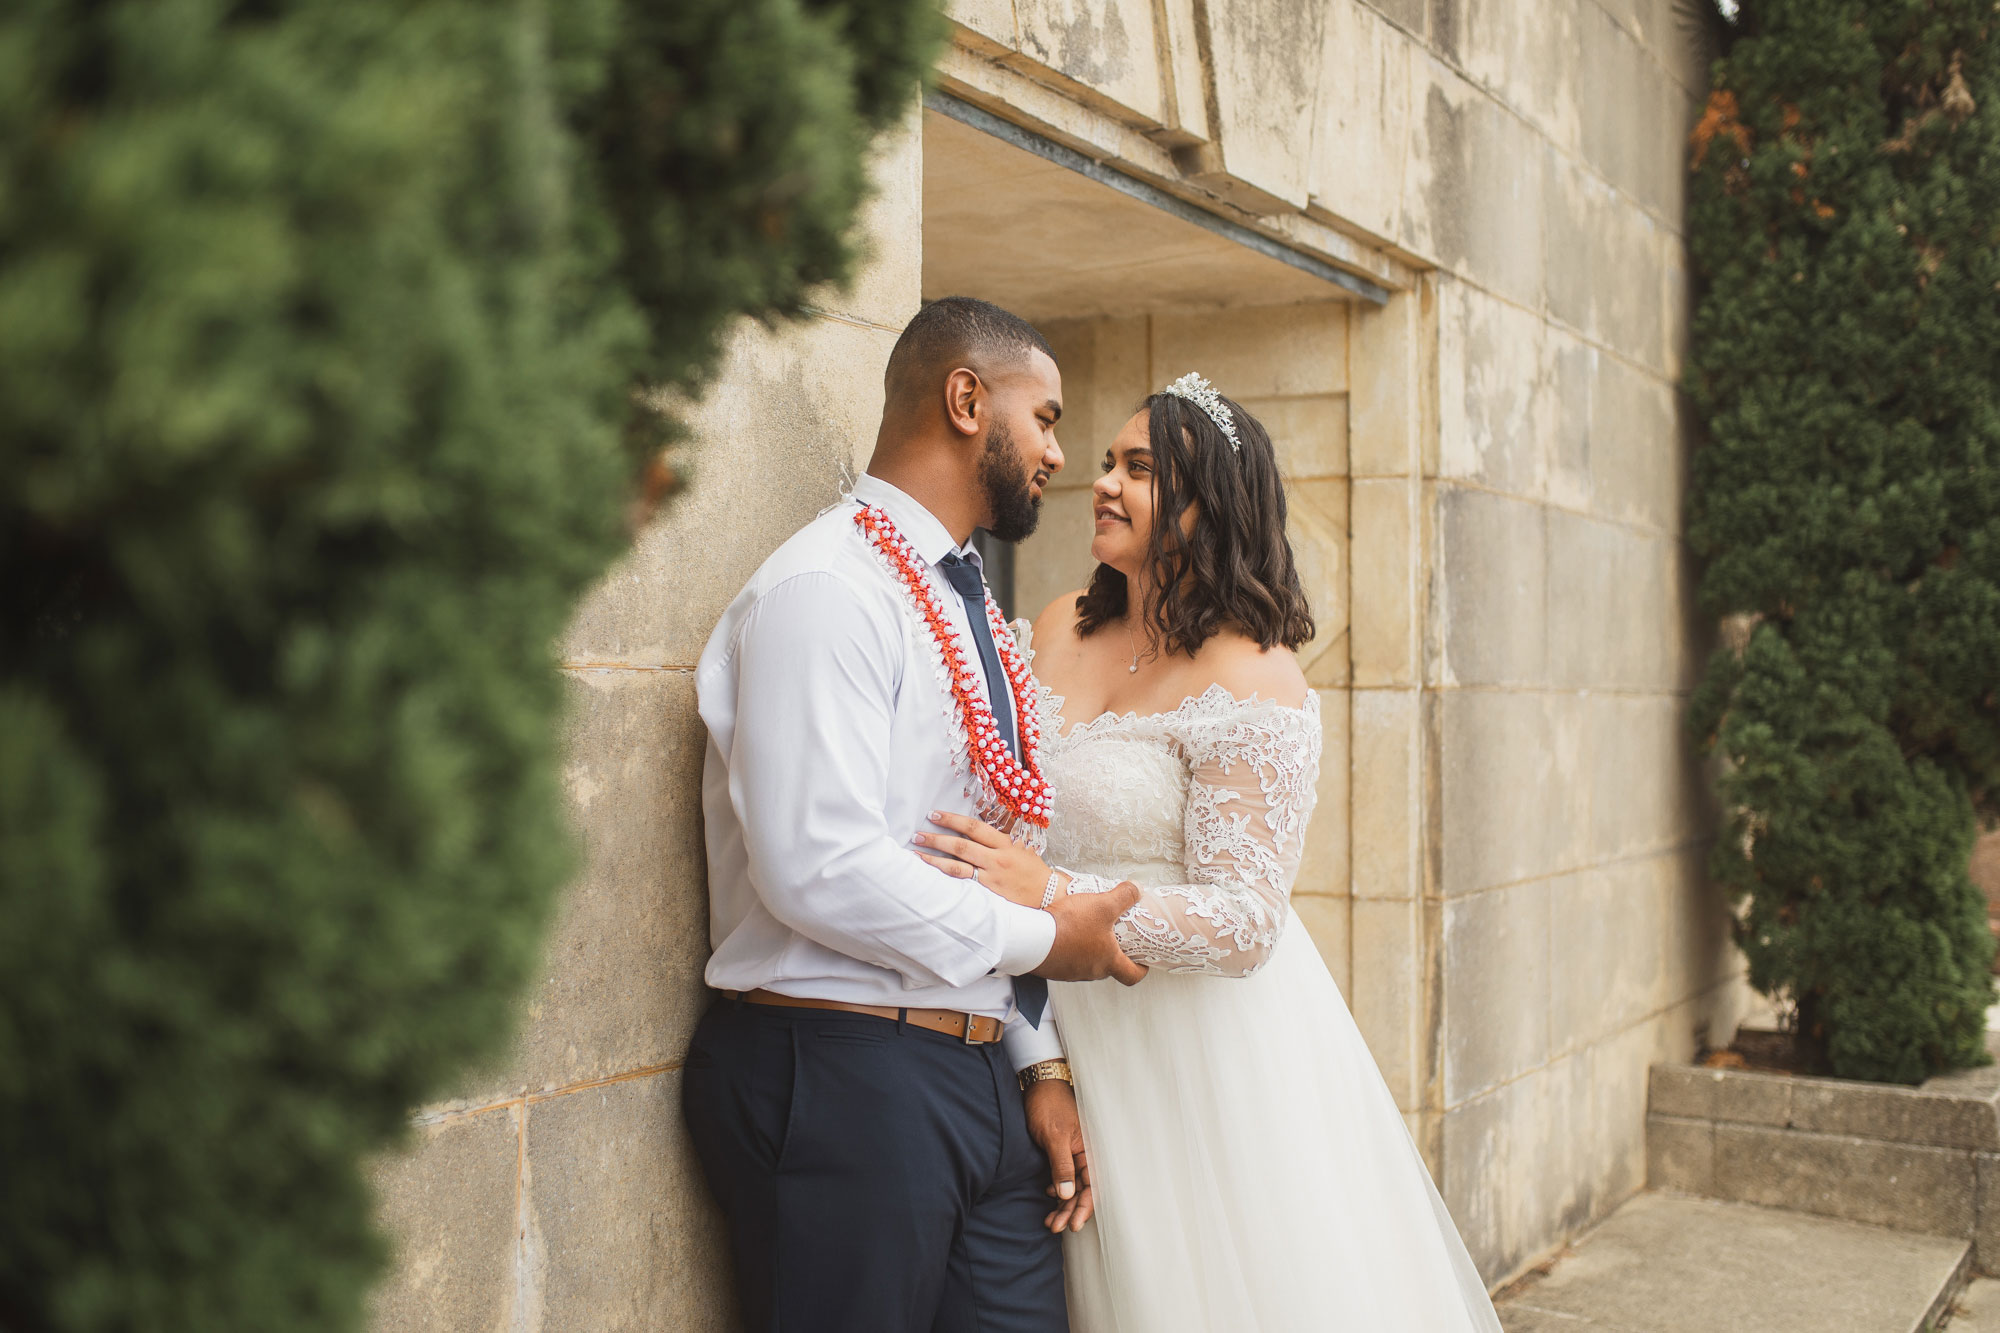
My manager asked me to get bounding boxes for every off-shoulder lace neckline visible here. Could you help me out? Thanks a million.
[1049,681,1319,743]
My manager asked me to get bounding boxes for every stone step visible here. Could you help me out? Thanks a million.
[1496,1191,1970,1333]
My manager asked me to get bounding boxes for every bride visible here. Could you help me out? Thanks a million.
[912,374,1502,1331]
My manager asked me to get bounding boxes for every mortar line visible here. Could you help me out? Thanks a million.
[411,1059,685,1126]
[1421,475,1690,543]
[1415,834,1716,903]
[801,305,906,336]
[559,663,697,674]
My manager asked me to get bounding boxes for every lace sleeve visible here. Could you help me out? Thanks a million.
[1064,700,1321,977]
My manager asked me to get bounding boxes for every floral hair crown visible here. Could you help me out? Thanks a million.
[1160,372,1240,454]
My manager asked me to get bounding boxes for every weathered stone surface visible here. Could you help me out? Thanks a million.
[1713,1122,1977,1237]
[1200,0,1326,209]
[1289,477,1351,687]
[1436,486,1546,686]
[1013,0,1167,126]
[1351,895,1426,1109]
[1787,1079,2000,1152]
[368,1108,519,1333]
[1550,864,1666,1053]
[1306,0,1414,243]
[1646,1114,1714,1196]
[1443,879,1551,1103]
[1541,152,1668,374]
[1347,286,1425,479]
[1403,61,1547,309]
[1546,327,1683,535]
[1954,1275,2000,1331]
[1581,693,1704,861]
[1496,1192,1971,1333]
[1444,1060,1578,1286]
[1239,393,1349,481]
[524,1069,735,1332]
[562,315,898,667]
[1438,690,1588,896]
[1150,302,1348,400]
[946,0,1019,54]
[1575,2,1687,224]
[471,670,710,1101]
[1350,478,1417,687]
[1977,1154,2000,1275]
[816,109,923,331]
[1458,0,1581,155]
[1544,513,1682,693]
[1437,284,1552,500]
[1351,685,1419,900]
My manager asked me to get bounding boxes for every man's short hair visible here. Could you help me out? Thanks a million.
[884,296,1055,408]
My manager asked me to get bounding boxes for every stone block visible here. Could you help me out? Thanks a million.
[1240,393,1349,481]
[1712,1122,1977,1237]
[367,1108,519,1333]
[1290,891,1352,1000]
[1435,486,1546,686]
[1546,328,1683,534]
[1306,0,1413,243]
[1351,895,1426,1109]
[1013,485,1099,625]
[1576,3,1686,223]
[1439,690,1588,896]
[1199,0,1326,209]
[814,108,922,331]
[947,0,1019,54]
[1348,287,1425,479]
[563,315,897,666]
[1788,1080,2000,1153]
[1582,693,1702,862]
[1541,153,1668,375]
[1437,283,1552,500]
[472,670,710,1102]
[1443,1063,1576,1288]
[1288,476,1350,687]
[1150,302,1348,400]
[1710,1069,1794,1128]
[1550,864,1665,1054]
[1298,686,1352,903]
[1013,0,1168,126]
[1352,686,1419,900]
[1402,57,1547,309]
[524,1069,735,1332]
[1350,478,1417,687]
[1546,514,1685,693]
[1443,879,1551,1104]
[1458,0,1581,154]
[1978,1154,2000,1274]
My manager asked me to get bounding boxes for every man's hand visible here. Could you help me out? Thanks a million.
[1023,1079,1095,1233]
[1035,882,1148,985]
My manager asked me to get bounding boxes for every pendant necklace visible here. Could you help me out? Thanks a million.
[1126,615,1141,674]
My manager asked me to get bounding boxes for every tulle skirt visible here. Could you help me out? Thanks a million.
[1051,924,1504,1332]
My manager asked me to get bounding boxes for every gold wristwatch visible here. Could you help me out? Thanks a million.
[1017,1058,1074,1091]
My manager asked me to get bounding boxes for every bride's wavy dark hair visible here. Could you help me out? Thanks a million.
[1074,388,1315,655]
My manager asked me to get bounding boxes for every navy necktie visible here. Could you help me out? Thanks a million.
[936,552,1046,1028]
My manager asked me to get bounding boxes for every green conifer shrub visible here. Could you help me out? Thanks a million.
[1685,0,2000,1084]
[0,0,941,1328]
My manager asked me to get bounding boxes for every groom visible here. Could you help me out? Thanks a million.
[686,296,1143,1332]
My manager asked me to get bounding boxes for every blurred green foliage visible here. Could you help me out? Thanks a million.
[0,0,941,1327]
[1686,0,2000,1083]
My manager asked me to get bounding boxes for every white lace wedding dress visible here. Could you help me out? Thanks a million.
[1016,624,1502,1332]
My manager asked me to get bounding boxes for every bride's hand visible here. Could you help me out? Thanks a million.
[912,810,1058,909]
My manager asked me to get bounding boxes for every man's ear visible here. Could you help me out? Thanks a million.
[943,367,983,438]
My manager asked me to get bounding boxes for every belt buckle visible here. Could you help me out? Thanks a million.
[960,1011,981,1045]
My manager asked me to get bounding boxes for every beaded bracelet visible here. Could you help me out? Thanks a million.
[1040,869,1064,910]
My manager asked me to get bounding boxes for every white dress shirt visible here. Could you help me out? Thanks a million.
[696,473,1064,1069]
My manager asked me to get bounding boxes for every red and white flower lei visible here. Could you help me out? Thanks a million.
[854,504,1050,829]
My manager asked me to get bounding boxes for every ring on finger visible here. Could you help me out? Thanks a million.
[973,867,984,886]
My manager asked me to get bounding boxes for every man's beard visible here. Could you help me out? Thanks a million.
[979,419,1042,543]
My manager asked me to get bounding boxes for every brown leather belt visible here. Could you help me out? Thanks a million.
[725,988,1005,1044]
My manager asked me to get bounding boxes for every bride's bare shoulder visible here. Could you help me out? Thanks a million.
[1197,632,1311,709]
[1031,591,1088,649]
